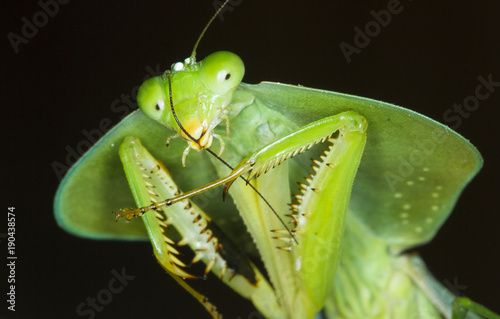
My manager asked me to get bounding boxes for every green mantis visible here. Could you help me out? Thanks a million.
[54,1,499,318]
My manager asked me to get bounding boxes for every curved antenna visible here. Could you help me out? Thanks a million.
[166,74,298,245]
[191,0,232,59]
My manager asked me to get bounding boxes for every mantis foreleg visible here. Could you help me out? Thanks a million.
[119,136,283,318]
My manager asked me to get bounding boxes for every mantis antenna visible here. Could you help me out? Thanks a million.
[190,0,232,59]
[163,0,298,245]
[162,0,298,245]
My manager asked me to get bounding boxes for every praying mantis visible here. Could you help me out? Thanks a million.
[54,1,499,318]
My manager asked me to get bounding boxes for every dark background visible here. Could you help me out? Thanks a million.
[2,0,499,318]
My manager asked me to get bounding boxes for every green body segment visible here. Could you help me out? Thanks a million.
[326,212,499,319]
[326,213,445,319]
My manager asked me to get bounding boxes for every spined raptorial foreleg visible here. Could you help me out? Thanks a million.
[117,136,283,318]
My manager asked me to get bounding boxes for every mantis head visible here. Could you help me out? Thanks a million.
[136,51,245,154]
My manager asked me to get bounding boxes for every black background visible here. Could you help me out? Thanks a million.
[2,0,500,318]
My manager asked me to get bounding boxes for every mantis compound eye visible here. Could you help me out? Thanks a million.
[137,76,167,122]
[200,51,245,95]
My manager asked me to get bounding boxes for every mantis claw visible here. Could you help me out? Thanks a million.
[113,207,143,221]
[165,134,179,147]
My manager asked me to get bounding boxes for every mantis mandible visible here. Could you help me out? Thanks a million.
[54,1,499,318]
